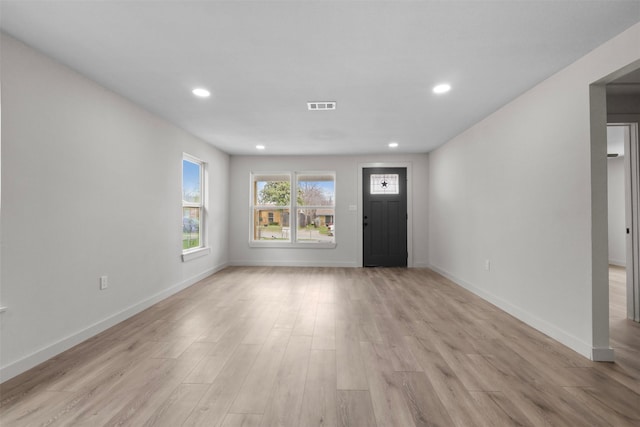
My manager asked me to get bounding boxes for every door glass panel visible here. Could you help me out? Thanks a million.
[370,174,399,194]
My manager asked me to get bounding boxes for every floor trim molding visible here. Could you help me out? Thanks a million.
[229,260,359,268]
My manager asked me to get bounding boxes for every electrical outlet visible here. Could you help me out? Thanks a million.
[99,275,108,290]
[484,260,491,271]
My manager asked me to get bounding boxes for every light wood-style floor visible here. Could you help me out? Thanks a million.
[1,266,639,426]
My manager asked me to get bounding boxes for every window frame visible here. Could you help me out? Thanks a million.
[182,153,210,261]
[250,171,336,248]
[251,172,292,243]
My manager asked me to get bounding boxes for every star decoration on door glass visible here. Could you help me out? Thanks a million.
[370,174,399,194]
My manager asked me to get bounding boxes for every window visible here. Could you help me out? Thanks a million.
[252,174,291,241]
[182,155,205,252]
[251,172,335,246]
[296,174,335,243]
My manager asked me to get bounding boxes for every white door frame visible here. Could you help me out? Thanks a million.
[358,162,413,268]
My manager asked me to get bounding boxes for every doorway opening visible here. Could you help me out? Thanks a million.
[590,60,639,361]
[607,123,639,322]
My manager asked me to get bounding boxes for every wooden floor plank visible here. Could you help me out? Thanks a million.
[142,383,209,427]
[469,391,534,427]
[336,390,377,427]
[394,371,455,427]
[312,303,336,350]
[60,357,175,426]
[221,413,263,427]
[360,342,416,427]
[259,335,311,427]
[184,322,252,384]
[335,297,369,391]
[407,335,494,427]
[101,356,199,426]
[292,300,319,337]
[229,328,291,414]
[241,302,284,345]
[182,344,261,427]
[335,336,369,391]
[0,390,75,426]
[563,385,640,426]
[299,350,338,427]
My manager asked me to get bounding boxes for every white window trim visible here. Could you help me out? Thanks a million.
[182,153,209,261]
[182,246,210,262]
[249,171,336,249]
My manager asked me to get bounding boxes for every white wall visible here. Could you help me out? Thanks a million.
[428,23,640,360]
[0,35,230,382]
[229,154,429,267]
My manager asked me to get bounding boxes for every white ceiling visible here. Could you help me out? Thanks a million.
[1,1,639,155]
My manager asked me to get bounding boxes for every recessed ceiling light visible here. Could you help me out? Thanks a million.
[432,83,451,94]
[256,145,265,150]
[192,88,211,98]
[388,142,399,148]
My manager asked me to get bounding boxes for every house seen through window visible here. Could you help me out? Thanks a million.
[183,155,205,251]
[252,172,335,244]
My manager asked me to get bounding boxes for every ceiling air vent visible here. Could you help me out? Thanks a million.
[307,101,336,111]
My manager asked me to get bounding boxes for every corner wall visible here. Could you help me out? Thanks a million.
[0,35,230,381]
[428,23,640,359]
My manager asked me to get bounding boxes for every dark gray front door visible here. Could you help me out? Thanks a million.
[363,167,407,267]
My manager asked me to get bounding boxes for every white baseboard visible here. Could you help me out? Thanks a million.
[428,264,597,360]
[229,260,429,268]
[229,260,359,268]
[0,263,227,383]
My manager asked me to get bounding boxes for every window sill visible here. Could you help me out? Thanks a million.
[182,247,210,262]
[249,241,336,249]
